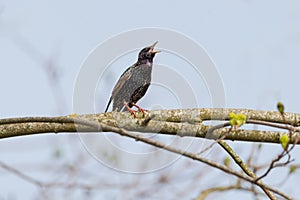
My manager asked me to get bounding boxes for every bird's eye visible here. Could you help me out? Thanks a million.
[146,52,151,57]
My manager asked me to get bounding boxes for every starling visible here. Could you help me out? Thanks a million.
[105,42,160,116]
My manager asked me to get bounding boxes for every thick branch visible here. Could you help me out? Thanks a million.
[1,108,300,144]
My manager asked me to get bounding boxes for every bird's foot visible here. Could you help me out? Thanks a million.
[128,108,138,118]
[124,102,138,118]
[123,102,148,118]
[132,103,148,117]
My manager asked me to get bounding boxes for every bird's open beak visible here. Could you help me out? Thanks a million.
[152,49,161,54]
[150,41,161,54]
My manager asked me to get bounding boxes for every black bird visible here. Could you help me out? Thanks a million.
[105,42,160,116]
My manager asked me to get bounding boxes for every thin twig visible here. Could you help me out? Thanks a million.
[218,141,276,200]
[0,161,43,187]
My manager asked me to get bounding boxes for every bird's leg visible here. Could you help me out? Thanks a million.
[123,101,137,118]
[132,103,148,117]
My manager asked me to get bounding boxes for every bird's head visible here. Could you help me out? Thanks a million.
[137,41,160,64]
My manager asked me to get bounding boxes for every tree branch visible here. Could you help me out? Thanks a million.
[1,108,300,144]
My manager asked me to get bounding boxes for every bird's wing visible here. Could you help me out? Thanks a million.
[104,65,133,112]
[111,66,133,98]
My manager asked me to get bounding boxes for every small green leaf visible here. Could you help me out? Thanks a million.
[289,165,297,174]
[229,112,237,126]
[277,102,285,114]
[279,134,290,149]
[236,114,247,127]
[229,112,246,127]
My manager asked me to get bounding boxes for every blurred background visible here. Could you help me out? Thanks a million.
[0,1,300,199]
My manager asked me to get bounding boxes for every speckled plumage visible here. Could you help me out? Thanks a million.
[105,42,160,113]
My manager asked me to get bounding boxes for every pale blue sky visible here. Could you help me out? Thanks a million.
[1,1,300,199]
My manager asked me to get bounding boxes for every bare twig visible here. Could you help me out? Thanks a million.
[254,111,299,182]
[217,141,276,200]
[0,161,43,187]
[195,181,265,200]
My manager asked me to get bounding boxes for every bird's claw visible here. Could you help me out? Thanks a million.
[128,108,138,118]
[132,103,148,117]
[124,102,148,118]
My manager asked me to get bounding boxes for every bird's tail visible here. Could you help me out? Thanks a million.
[104,97,112,112]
